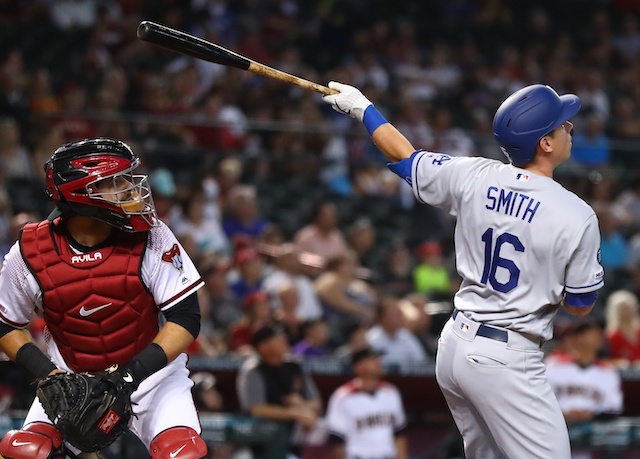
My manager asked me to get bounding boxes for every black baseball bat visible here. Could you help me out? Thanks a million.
[137,21,337,96]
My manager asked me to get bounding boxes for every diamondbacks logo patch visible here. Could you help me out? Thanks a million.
[162,243,183,271]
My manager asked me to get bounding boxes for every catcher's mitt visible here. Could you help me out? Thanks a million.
[36,368,135,452]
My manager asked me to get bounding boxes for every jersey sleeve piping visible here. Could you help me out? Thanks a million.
[565,279,604,293]
[0,308,28,328]
[411,151,427,204]
[159,278,204,310]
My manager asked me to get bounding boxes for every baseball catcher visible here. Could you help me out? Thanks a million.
[0,138,207,459]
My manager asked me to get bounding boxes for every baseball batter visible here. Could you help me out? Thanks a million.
[323,83,604,458]
[0,138,207,459]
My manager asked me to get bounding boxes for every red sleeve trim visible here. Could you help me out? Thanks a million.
[158,278,204,310]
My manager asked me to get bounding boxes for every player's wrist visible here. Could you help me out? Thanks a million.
[117,342,168,388]
[362,105,388,136]
[15,342,58,380]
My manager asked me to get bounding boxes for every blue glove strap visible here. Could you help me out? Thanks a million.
[363,105,388,136]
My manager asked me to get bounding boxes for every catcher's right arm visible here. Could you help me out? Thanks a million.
[36,368,135,452]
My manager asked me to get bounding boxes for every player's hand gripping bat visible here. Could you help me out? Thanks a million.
[137,21,338,96]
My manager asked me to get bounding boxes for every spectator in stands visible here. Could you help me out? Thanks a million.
[346,217,377,270]
[229,246,266,301]
[172,185,231,263]
[292,318,330,358]
[333,322,370,362]
[315,251,377,344]
[606,289,640,367]
[326,347,408,459]
[615,177,640,235]
[148,168,179,227]
[546,319,623,459]
[569,114,611,169]
[201,260,242,332]
[236,324,322,459]
[294,200,348,266]
[379,239,415,297]
[0,116,33,179]
[263,243,323,321]
[366,296,429,366]
[413,241,455,300]
[228,291,273,355]
[597,207,629,276]
[222,184,269,243]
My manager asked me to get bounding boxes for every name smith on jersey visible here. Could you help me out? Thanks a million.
[485,186,541,223]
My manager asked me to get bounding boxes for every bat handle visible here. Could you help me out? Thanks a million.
[247,62,338,96]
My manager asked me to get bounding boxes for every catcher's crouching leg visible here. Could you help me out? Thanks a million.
[0,422,63,459]
[149,427,207,459]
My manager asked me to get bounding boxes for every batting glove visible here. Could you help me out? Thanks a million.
[323,81,373,122]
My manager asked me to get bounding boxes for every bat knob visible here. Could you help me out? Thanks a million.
[137,21,152,40]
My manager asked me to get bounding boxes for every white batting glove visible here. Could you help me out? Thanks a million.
[323,81,373,122]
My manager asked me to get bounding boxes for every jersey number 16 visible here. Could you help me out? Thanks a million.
[480,227,524,293]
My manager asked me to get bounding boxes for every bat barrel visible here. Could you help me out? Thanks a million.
[137,21,251,70]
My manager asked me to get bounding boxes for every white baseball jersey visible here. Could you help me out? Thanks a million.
[326,380,406,459]
[406,152,603,340]
[546,352,623,415]
[0,220,204,373]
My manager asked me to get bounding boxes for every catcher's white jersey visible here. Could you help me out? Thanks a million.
[409,152,603,340]
[546,353,623,415]
[326,380,406,459]
[0,220,204,372]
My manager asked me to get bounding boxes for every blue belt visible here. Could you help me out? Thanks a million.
[452,309,508,343]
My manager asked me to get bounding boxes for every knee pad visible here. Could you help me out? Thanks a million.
[149,426,207,459]
[0,422,63,459]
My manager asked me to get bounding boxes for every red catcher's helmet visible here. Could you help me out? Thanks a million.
[44,137,159,232]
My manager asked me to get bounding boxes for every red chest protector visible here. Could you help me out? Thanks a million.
[20,218,158,373]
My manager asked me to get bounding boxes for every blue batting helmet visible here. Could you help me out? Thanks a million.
[492,84,581,165]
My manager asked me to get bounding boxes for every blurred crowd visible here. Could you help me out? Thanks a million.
[1,0,640,416]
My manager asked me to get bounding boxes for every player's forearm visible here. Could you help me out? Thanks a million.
[0,328,32,360]
[371,124,417,162]
[395,435,408,459]
[153,321,195,362]
[0,328,58,378]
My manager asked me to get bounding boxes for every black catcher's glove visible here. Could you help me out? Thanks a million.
[36,368,136,452]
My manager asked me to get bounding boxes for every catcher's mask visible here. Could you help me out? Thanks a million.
[45,137,159,232]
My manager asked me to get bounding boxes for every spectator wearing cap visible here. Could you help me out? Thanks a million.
[366,296,429,366]
[412,241,455,300]
[228,291,273,355]
[229,247,266,301]
[236,324,322,459]
[326,347,408,459]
